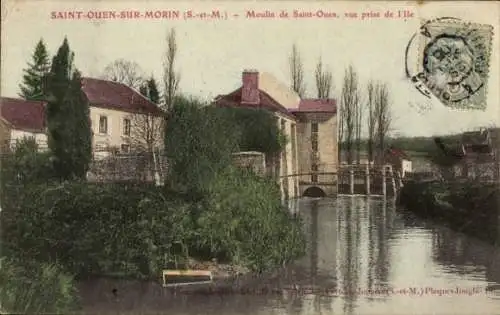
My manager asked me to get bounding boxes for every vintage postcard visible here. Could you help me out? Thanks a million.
[1,1,499,315]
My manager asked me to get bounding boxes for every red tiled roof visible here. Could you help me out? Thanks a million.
[1,77,163,132]
[0,97,46,132]
[215,88,337,118]
[81,77,163,115]
[214,88,296,119]
[289,99,337,113]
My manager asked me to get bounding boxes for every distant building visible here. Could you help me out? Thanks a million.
[457,128,499,180]
[0,98,47,151]
[0,77,163,157]
[214,70,338,198]
[385,147,412,178]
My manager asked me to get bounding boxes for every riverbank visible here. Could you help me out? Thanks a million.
[398,179,499,244]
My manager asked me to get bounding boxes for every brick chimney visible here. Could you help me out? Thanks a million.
[241,69,260,104]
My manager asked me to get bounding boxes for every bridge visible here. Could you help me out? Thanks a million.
[279,164,403,199]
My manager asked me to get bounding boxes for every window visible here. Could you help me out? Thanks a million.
[311,164,318,183]
[99,116,108,134]
[123,118,131,136]
[311,122,319,153]
[121,144,130,153]
[312,138,318,152]
[311,123,318,133]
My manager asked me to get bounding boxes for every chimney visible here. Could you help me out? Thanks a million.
[241,69,260,104]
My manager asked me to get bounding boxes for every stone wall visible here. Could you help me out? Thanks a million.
[231,151,266,176]
[87,153,168,183]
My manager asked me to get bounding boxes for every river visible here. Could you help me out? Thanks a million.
[79,196,500,315]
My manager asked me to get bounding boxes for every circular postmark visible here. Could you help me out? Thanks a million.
[405,17,493,110]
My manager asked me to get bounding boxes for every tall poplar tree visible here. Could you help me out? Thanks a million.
[19,38,51,100]
[46,37,91,180]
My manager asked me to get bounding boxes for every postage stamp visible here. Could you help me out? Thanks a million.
[414,18,494,110]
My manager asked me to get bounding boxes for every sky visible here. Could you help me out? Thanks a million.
[1,0,499,137]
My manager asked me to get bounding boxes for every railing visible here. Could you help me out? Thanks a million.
[279,164,402,196]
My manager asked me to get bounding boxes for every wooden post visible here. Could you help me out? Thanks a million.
[382,165,387,197]
[350,166,354,195]
[365,164,371,195]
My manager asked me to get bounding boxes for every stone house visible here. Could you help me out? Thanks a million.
[214,70,338,198]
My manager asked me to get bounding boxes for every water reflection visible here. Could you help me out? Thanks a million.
[79,196,500,315]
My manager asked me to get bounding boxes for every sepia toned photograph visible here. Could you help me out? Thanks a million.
[1,1,499,314]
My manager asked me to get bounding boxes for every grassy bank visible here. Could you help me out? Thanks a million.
[398,180,499,243]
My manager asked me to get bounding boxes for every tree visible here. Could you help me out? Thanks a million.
[289,43,306,97]
[101,59,145,89]
[314,57,333,99]
[340,65,360,165]
[366,80,376,163]
[163,28,180,112]
[46,38,92,180]
[133,77,163,153]
[374,82,392,164]
[164,96,239,193]
[19,39,51,100]
[140,77,161,104]
[354,88,364,164]
[128,112,163,155]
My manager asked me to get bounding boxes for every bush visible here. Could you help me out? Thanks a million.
[0,256,79,314]
[2,176,305,278]
[164,98,240,194]
[1,137,56,187]
[191,167,305,271]
[219,107,286,154]
[1,182,194,279]
[164,98,287,194]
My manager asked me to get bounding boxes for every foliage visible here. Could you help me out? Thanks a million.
[192,167,305,271]
[1,179,305,278]
[18,38,51,100]
[1,182,194,279]
[0,137,55,186]
[399,180,499,243]
[0,256,79,314]
[46,38,92,180]
[139,77,161,104]
[221,107,286,154]
[164,97,240,194]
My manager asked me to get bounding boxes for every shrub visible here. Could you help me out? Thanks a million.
[0,256,79,314]
[1,137,56,187]
[219,107,287,154]
[191,167,305,271]
[164,97,240,194]
[1,182,194,279]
